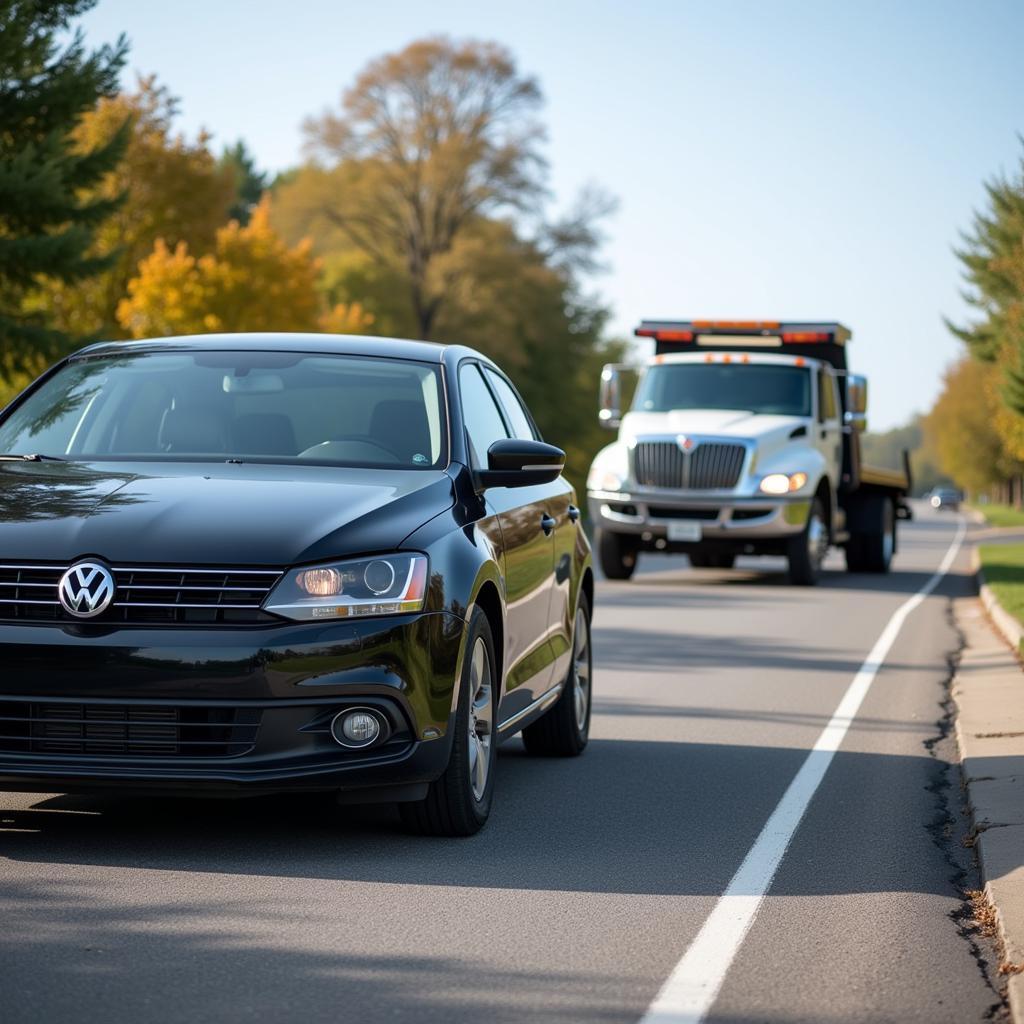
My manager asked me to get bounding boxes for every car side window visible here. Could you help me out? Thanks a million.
[484,368,537,441]
[818,369,838,423]
[459,363,510,468]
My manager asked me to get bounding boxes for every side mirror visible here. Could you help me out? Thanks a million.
[478,438,565,489]
[845,374,868,433]
[599,364,622,429]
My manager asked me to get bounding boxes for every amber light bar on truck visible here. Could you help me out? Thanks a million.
[635,320,851,346]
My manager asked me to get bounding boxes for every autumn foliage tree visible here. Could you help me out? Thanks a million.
[290,37,545,340]
[117,197,369,337]
[47,76,237,339]
[923,357,1017,498]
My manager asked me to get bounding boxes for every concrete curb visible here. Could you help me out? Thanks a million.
[973,546,1024,653]
[954,554,1024,1019]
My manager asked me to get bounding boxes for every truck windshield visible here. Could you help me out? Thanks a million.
[0,351,447,468]
[633,363,812,417]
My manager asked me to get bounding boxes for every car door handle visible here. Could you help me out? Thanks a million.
[568,504,580,523]
[541,514,556,536]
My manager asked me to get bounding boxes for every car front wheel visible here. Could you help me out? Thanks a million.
[522,592,592,757]
[400,607,497,837]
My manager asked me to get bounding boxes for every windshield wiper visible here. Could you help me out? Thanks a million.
[0,453,67,462]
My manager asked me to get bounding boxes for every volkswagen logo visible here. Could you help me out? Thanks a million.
[58,562,115,619]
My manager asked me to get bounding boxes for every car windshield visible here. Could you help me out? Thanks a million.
[633,363,812,417]
[0,351,447,468]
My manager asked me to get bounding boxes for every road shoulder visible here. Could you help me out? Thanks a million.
[954,589,1024,1018]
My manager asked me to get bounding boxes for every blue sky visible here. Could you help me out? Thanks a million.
[80,0,1024,430]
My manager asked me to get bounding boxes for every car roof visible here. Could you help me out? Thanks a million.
[71,332,465,365]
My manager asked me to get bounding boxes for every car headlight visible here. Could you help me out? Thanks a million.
[759,472,808,495]
[264,553,429,621]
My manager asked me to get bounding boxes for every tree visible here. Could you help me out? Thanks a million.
[950,142,1024,412]
[0,0,128,370]
[923,358,1016,498]
[116,196,363,338]
[296,37,545,339]
[220,139,268,226]
[46,76,236,339]
[424,215,622,491]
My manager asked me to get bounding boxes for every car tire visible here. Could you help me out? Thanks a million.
[597,529,638,580]
[845,495,894,574]
[522,592,592,757]
[709,553,735,569]
[399,607,497,837]
[787,496,828,586]
[689,551,711,568]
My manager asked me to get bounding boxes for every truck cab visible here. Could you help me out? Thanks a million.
[587,320,909,585]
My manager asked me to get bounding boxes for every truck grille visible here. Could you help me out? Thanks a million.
[0,701,262,758]
[633,441,746,490]
[0,564,282,626]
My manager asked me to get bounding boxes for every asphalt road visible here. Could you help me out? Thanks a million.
[0,503,1006,1023]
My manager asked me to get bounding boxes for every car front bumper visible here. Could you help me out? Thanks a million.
[588,489,812,543]
[0,611,464,797]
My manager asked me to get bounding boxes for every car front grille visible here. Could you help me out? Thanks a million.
[0,564,282,626]
[633,441,747,490]
[0,701,262,758]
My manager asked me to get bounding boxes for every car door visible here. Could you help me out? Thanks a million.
[484,366,577,689]
[458,362,557,719]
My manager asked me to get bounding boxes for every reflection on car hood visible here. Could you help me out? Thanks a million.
[0,461,455,566]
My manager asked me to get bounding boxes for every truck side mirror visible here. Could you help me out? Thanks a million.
[599,365,622,429]
[845,374,868,432]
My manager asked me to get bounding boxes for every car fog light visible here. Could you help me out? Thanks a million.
[331,710,381,748]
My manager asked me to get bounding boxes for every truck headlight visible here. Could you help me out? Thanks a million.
[759,472,808,495]
[589,470,624,491]
[264,553,429,621]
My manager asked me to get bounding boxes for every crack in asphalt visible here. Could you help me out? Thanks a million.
[924,599,1009,1020]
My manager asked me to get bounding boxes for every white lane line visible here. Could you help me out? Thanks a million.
[641,517,967,1024]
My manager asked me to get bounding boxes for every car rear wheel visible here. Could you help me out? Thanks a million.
[400,607,496,836]
[597,529,638,580]
[522,592,592,757]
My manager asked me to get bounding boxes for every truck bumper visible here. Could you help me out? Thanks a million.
[587,490,811,548]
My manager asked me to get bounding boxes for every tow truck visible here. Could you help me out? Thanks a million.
[587,320,910,585]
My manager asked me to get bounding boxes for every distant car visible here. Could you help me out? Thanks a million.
[0,333,593,836]
[929,488,961,511]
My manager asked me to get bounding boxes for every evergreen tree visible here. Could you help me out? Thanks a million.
[219,140,267,226]
[949,142,1024,365]
[0,0,128,369]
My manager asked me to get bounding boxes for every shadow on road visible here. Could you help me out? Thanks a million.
[0,735,973,900]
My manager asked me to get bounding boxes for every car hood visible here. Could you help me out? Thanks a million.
[0,461,455,566]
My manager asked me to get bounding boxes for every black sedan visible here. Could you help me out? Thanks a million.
[0,334,593,836]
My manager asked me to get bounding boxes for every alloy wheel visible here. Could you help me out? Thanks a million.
[573,606,591,731]
[467,636,493,801]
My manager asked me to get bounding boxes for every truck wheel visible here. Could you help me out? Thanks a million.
[597,529,638,580]
[845,496,894,574]
[787,497,828,586]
